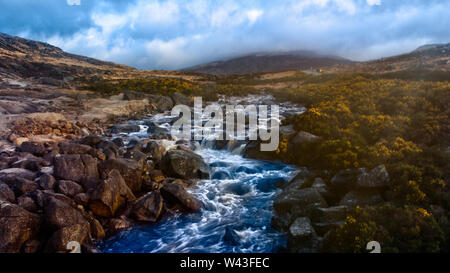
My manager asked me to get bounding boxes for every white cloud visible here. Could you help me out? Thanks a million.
[247,9,264,25]
[366,0,382,6]
[66,0,81,6]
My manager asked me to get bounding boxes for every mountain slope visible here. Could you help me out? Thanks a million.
[0,32,134,81]
[183,51,352,75]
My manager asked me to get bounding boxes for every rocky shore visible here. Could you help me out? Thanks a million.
[0,87,214,253]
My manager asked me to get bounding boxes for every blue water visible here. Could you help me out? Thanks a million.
[99,148,298,253]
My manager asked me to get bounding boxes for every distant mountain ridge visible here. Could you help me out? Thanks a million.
[182,50,352,75]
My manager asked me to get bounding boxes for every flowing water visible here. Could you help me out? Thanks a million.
[99,94,303,253]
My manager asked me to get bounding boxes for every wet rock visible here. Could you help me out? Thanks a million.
[105,217,131,237]
[18,142,46,156]
[147,125,171,139]
[88,169,136,217]
[222,227,240,246]
[330,168,366,196]
[97,141,119,154]
[142,141,166,161]
[356,165,390,189]
[44,197,87,230]
[149,95,174,112]
[161,183,201,212]
[17,196,38,212]
[0,201,41,253]
[54,154,98,183]
[339,190,384,208]
[130,191,163,222]
[39,174,56,190]
[112,138,124,147]
[161,150,210,180]
[123,149,147,163]
[0,182,15,203]
[98,158,143,193]
[111,124,141,134]
[89,218,105,240]
[212,170,232,180]
[149,170,165,183]
[46,223,90,253]
[56,180,84,197]
[79,136,104,147]
[58,142,92,155]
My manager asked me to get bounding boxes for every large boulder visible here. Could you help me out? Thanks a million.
[0,182,15,203]
[13,177,39,195]
[311,206,348,223]
[88,170,135,218]
[45,223,90,253]
[287,217,318,253]
[274,188,328,216]
[356,165,390,189]
[56,180,84,197]
[142,141,166,161]
[148,95,174,112]
[110,124,141,134]
[161,150,210,180]
[39,174,56,190]
[54,154,98,182]
[130,191,163,222]
[339,190,384,208]
[329,168,366,196]
[161,183,201,212]
[44,197,87,230]
[17,142,46,156]
[98,158,143,193]
[10,157,51,172]
[79,136,104,147]
[0,168,37,182]
[147,124,171,139]
[58,142,92,155]
[0,201,41,253]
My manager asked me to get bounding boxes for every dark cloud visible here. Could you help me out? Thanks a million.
[0,0,449,70]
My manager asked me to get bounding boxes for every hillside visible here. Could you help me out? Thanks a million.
[183,51,352,75]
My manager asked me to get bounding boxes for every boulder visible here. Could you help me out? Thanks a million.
[111,138,124,147]
[56,180,84,197]
[0,182,15,203]
[161,150,210,180]
[356,165,390,189]
[161,183,201,212]
[98,158,143,193]
[330,168,366,196]
[46,223,90,253]
[10,158,51,172]
[149,95,174,112]
[58,142,92,155]
[44,197,87,230]
[311,206,348,223]
[88,170,136,218]
[149,170,165,183]
[79,136,104,147]
[0,201,41,253]
[17,196,38,212]
[147,125,171,139]
[339,190,384,208]
[171,92,191,106]
[105,217,131,237]
[54,154,98,183]
[142,141,166,161]
[130,191,163,222]
[291,131,320,145]
[14,177,39,195]
[110,124,141,134]
[39,174,56,190]
[287,217,318,253]
[18,142,46,156]
[74,193,89,207]
[274,188,328,216]
[0,168,37,182]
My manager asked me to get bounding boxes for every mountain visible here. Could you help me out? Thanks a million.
[182,51,352,75]
[326,43,450,74]
[0,32,134,82]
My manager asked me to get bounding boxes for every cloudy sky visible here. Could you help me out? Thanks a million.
[0,0,449,70]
